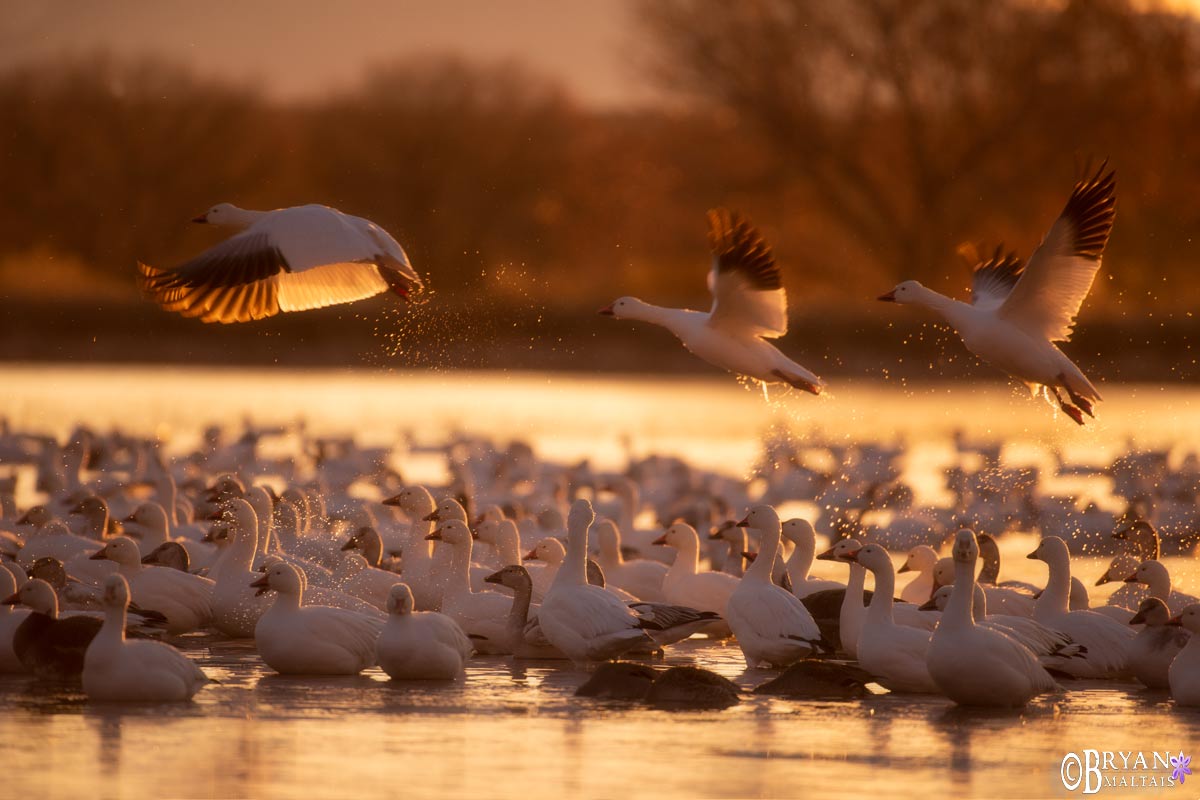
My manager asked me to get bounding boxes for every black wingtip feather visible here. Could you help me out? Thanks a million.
[706,208,782,291]
[1063,162,1116,261]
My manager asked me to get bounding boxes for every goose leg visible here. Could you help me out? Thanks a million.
[771,369,822,396]
[1058,373,1095,417]
[1048,385,1086,426]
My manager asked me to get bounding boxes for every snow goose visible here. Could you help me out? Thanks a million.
[933,556,1035,617]
[654,523,736,637]
[850,543,939,693]
[600,209,823,394]
[137,203,423,323]
[482,565,566,659]
[1168,605,1200,705]
[535,500,659,665]
[926,530,1057,707]
[141,541,191,572]
[523,537,566,602]
[376,583,473,680]
[897,545,938,604]
[781,518,841,599]
[473,518,524,569]
[1093,553,1146,611]
[708,521,746,577]
[333,553,398,611]
[0,567,29,672]
[250,561,380,675]
[83,575,211,702]
[921,585,1084,663]
[879,166,1115,424]
[425,520,512,654]
[380,486,442,611]
[726,506,822,667]
[341,526,384,568]
[592,519,667,602]
[1027,536,1134,677]
[208,499,272,638]
[1128,597,1189,689]
[89,536,214,634]
[17,519,106,566]
[2,578,101,677]
[1124,560,1198,613]
[976,532,1039,594]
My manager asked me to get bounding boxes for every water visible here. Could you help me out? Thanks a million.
[3,365,1200,799]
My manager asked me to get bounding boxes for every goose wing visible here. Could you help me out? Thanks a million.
[705,209,788,338]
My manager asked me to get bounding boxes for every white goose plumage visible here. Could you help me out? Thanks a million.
[376,583,473,680]
[879,166,1115,424]
[601,209,823,394]
[138,203,423,323]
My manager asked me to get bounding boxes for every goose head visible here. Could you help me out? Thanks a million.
[815,537,862,563]
[1095,553,1139,586]
[123,502,169,538]
[423,498,467,524]
[877,279,927,304]
[898,544,937,575]
[192,202,249,227]
[652,522,699,551]
[921,585,953,612]
[3,578,59,616]
[566,498,594,536]
[1130,597,1171,627]
[708,520,740,543]
[101,574,132,610]
[1124,560,1168,588]
[386,583,415,616]
[1169,603,1200,633]
[141,541,190,571]
[951,528,978,565]
[1026,536,1070,568]
[28,557,70,588]
[780,518,817,547]
[382,485,435,517]
[931,557,954,590]
[848,543,892,573]
[16,505,53,528]
[484,564,532,592]
[598,296,652,321]
[426,519,472,547]
[89,536,141,567]
[524,537,565,565]
[592,519,621,555]
[737,505,780,533]
[251,561,304,597]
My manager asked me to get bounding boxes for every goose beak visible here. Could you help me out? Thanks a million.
[192,213,208,224]
[815,546,838,561]
[249,574,271,595]
[597,304,615,317]
[340,539,357,552]
[877,290,897,302]
[897,563,913,574]
[122,512,138,523]
[1095,574,1110,586]
[735,516,749,528]
[1,592,19,605]
[651,534,668,546]
[1122,572,1139,583]
[523,548,539,561]
[381,494,402,507]
[1168,615,1183,626]
[483,571,502,585]
[88,548,107,561]
[845,548,861,562]
[425,528,444,542]
[919,598,939,611]
[1129,610,1147,626]
[1026,550,1039,560]
[741,551,757,562]
[707,529,723,540]
[422,511,440,522]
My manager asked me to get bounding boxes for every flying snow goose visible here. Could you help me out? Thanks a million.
[1128,597,1189,689]
[849,543,940,693]
[83,575,211,702]
[926,530,1057,707]
[535,500,662,665]
[251,561,381,675]
[600,209,824,394]
[726,506,822,668]
[879,166,1115,424]
[1168,604,1200,705]
[376,584,473,680]
[1027,536,1134,678]
[137,203,423,323]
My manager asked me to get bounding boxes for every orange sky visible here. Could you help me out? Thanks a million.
[0,0,647,106]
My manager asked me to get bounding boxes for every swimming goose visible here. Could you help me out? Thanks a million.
[376,584,473,680]
[1124,560,1198,614]
[1093,553,1147,611]
[334,553,398,611]
[2,579,102,677]
[523,537,567,602]
[1128,597,1189,689]
[879,166,1115,424]
[83,575,211,702]
[137,203,423,323]
[535,500,659,665]
[1027,536,1134,678]
[1168,605,1200,705]
[781,518,841,599]
[593,519,667,602]
[380,486,442,611]
[726,506,822,667]
[141,541,192,572]
[897,545,938,604]
[654,523,736,637]
[341,526,385,568]
[921,585,1084,663]
[208,499,273,638]
[90,536,214,634]
[426,520,512,654]
[482,565,566,659]
[600,209,823,394]
[926,530,1057,707]
[251,561,380,675]
[473,518,524,571]
[933,557,1035,617]
[0,567,29,672]
[850,543,939,693]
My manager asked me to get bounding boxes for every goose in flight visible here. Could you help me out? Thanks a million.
[138,203,423,323]
[878,166,1116,424]
[600,209,823,395]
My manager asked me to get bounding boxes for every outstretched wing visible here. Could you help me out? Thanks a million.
[998,165,1116,342]
[968,245,1025,312]
[706,209,788,338]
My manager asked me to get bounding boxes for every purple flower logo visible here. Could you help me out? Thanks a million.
[1171,752,1192,784]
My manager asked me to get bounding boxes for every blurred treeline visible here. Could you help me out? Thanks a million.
[1,0,1199,370]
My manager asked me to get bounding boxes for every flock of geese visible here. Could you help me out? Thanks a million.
[139,166,1117,426]
[1,420,1198,710]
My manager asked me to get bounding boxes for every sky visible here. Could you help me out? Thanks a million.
[0,0,647,106]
